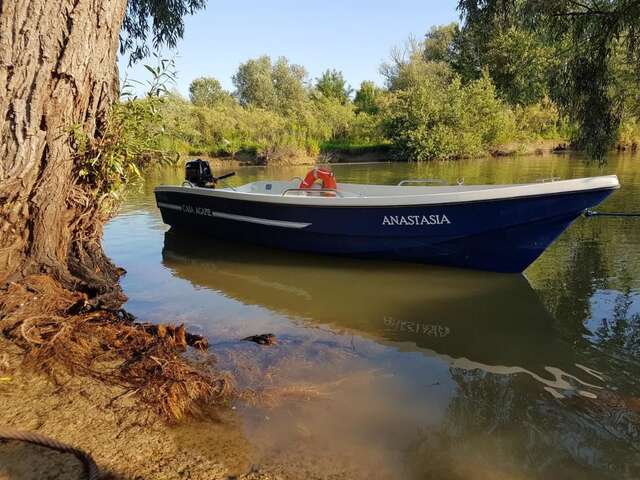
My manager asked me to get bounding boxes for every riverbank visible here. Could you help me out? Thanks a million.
[0,274,277,479]
[172,140,576,168]
[0,338,278,480]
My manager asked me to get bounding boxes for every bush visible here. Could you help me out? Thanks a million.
[513,98,565,140]
[381,64,517,160]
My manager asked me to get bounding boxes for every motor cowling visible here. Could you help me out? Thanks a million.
[185,159,214,187]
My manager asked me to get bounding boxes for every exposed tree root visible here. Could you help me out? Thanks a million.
[0,275,232,422]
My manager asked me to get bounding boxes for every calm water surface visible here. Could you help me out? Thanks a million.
[104,154,640,479]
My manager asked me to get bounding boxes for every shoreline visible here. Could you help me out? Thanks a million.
[0,338,277,480]
[174,139,583,167]
[0,275,279,480]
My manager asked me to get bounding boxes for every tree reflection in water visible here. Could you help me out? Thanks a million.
[407,365,639,479]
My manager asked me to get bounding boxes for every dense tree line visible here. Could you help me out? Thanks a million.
[152,53,564,161]
[137,2,640,162]
[154,55,384,161]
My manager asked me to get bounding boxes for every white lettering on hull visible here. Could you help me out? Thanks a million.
[382,214,451,226]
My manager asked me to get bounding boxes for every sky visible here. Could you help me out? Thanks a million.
[119,0,460,97]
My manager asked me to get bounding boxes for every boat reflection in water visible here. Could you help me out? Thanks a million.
[161,229,602,397]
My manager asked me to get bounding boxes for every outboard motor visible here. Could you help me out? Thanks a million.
[184,158,236,188]
[185,159,214,187]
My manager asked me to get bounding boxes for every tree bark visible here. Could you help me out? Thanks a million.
[0,0,128,308]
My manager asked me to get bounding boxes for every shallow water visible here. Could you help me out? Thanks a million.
[104,154,640,479]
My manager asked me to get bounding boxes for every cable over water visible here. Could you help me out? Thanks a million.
[585,209,640,217]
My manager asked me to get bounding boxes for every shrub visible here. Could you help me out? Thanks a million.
[381,63,516,160]
[514,98,564,140]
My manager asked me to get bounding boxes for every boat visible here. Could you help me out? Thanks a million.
[154,160,620,273]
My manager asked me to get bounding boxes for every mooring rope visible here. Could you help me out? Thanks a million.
[0,427,98,480]
[585,210,640,217]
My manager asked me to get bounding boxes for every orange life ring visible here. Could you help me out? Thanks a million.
[299,167,337,190]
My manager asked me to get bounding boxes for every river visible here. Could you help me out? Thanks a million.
[104,153,640,479]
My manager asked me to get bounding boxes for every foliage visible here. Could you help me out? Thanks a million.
[315,69,353,105]
[484,28,556,106]
[457,0,640,158]
[143,47,575,163]
[232,56,277,109]
[381,43,456,92]
[423,23,459,64]
[121,9,640,166]
[151,92,372,161]
[136,55,179,97]
[354,81,382,115]
[73,58,178,207]
[381,61,516,161]
[188,77,232,107]
[232,55,307,113]
[420,22,556,106]
[379,36,424,90]
[139,55,389,162]
[120,0,208,64]
[618,117,640,149]
[513,98,567,141]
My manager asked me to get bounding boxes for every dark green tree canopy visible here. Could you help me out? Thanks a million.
[457,0,640,157]
[484,27,555,105]
[315,69,353,105]
[423,23,459,64]
[121,0,208,64]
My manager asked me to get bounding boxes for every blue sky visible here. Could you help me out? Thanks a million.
[119,0,459,97]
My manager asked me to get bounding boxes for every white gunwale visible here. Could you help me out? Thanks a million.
[155,175,620,207]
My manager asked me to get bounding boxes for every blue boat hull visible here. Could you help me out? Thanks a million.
[154,187,615,273]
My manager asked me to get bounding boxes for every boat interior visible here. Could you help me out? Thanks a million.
[225,179,510,198]
[162,174,618,205]
[171,159,618,201]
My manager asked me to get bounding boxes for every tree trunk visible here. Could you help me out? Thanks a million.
[0,0,129,308]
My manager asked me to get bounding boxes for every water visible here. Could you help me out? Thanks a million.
[104,154,640,479]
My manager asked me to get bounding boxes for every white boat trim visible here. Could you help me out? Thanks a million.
[156,175,620,208]
[156,202,311,229]
[157,202,183,211]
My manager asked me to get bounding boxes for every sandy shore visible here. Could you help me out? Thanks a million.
[0,338,279,480]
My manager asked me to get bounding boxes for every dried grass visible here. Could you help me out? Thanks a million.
[0,275,232,422]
